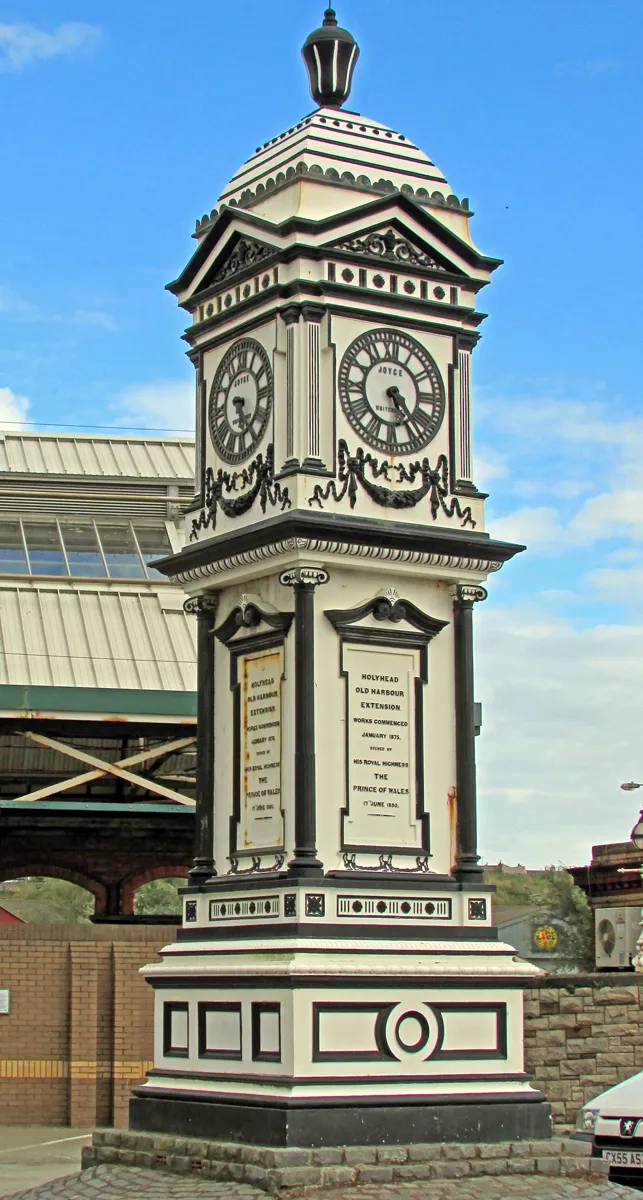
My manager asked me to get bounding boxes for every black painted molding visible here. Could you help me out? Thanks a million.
[215,600,294,646]
[325,593,448,639]
[183,595,219,883]
[152,510,525,582]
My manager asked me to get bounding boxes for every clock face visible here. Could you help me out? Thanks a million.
[209,338,273,465]
[338,328,445,456]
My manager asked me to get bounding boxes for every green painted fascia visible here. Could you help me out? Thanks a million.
[0,684,197,718]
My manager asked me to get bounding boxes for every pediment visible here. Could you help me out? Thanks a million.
[329,226,450,271]
[200,235,279,292]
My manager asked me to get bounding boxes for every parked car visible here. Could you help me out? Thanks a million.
[575,1071,643,1191]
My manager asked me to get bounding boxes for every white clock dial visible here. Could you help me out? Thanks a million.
[339,328,445,455]
[209,338,273,464]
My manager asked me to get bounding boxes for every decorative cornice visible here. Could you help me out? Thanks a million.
[173,537,504,587]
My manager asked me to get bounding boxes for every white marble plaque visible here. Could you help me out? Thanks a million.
[343,643,421,850]
[240,647,284,850]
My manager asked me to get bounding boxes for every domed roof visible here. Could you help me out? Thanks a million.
[217,106,470,222]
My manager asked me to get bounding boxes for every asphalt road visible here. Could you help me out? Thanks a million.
[0,1129,91,1195]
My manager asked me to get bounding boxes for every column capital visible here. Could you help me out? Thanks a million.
[454,584,488,607]
[183,594,220,617]
[280,566,329,589]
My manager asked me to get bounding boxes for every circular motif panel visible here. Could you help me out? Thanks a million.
[383,1002,439,1062]
[338,327,445,456]
[209,338,273,465]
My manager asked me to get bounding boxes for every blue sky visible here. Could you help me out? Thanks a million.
[1,1,642,866]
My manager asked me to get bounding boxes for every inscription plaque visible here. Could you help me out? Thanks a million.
[343,643,422,851]
[240,646,284,851]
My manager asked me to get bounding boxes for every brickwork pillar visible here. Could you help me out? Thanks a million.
[112,943,158,1128]
[69,943,99,1127]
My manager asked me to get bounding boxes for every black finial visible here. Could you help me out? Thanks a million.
[302,8,360,109]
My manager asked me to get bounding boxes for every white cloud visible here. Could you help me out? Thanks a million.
[586,566,643,605]
[0,386,29,429]
[488,505,562,551]
[110,381,194,433]
[476,599,643,868]
[0,22,101,73]
[569,490,643,545]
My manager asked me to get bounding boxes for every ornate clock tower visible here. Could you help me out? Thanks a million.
[130,8,550,1146]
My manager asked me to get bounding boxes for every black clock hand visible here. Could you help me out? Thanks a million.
[232,396,251,432]
[386,385,411,425]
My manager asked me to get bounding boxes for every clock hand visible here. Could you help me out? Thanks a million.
[232,396,251,431]
[386,385,411,425]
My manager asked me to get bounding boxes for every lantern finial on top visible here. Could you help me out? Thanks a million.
[302,8,360,109]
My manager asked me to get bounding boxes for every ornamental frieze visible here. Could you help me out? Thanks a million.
[329,228,445,271]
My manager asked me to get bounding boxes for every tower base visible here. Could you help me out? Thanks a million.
[129,878,550,1149]
[130,1090,551,1147]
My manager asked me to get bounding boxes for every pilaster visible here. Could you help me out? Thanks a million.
[280,565,329,876]
[184,594,219,884]
[453,584,487,883]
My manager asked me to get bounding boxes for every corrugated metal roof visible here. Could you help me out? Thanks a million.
[0,432,195,481]
[0,584,196,692]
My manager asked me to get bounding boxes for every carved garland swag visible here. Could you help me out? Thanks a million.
[309,440,475,527]
[190,444,291,540]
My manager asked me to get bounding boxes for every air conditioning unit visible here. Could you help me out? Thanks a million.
[595,907,641,969]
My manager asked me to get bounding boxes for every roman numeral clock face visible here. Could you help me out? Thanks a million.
[209,338,273,465]
[339,329,445,455]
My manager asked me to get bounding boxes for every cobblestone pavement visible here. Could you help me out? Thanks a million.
[1,1165,642,1200]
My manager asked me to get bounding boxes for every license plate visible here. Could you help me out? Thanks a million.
[602,1150,643,1167]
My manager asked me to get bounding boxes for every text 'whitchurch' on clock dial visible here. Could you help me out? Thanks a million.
[338,328,445,456]
[209,337,273,465]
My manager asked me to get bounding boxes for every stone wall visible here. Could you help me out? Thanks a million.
[524,975,643,1133]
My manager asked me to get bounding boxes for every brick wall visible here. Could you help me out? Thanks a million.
[0,924,174,1128]
[524,976,643,1133]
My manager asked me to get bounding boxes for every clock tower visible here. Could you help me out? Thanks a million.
[130,8,550,1147]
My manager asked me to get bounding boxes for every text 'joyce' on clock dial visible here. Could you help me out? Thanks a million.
[338,328,445,456]
[209,338,273,465]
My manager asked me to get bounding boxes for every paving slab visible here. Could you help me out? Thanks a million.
[1,1165,642,1200]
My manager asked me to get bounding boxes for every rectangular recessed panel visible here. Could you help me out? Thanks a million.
[337,895,451,920]
[318,1009,379,1055]
[198,1003,242,1060]
[259,1009,280,1054]
[163,1001,189,1058]
[441,1010,498,1053]
[209,896,280,921]
[252,1002,281,1062]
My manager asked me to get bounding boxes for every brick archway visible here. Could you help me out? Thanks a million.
[0,863,107,914]
[120,864,189,915]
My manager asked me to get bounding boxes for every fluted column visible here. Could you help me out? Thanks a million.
[453,584,487,883]
[184,594,219,884]
[280,566,329,877]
